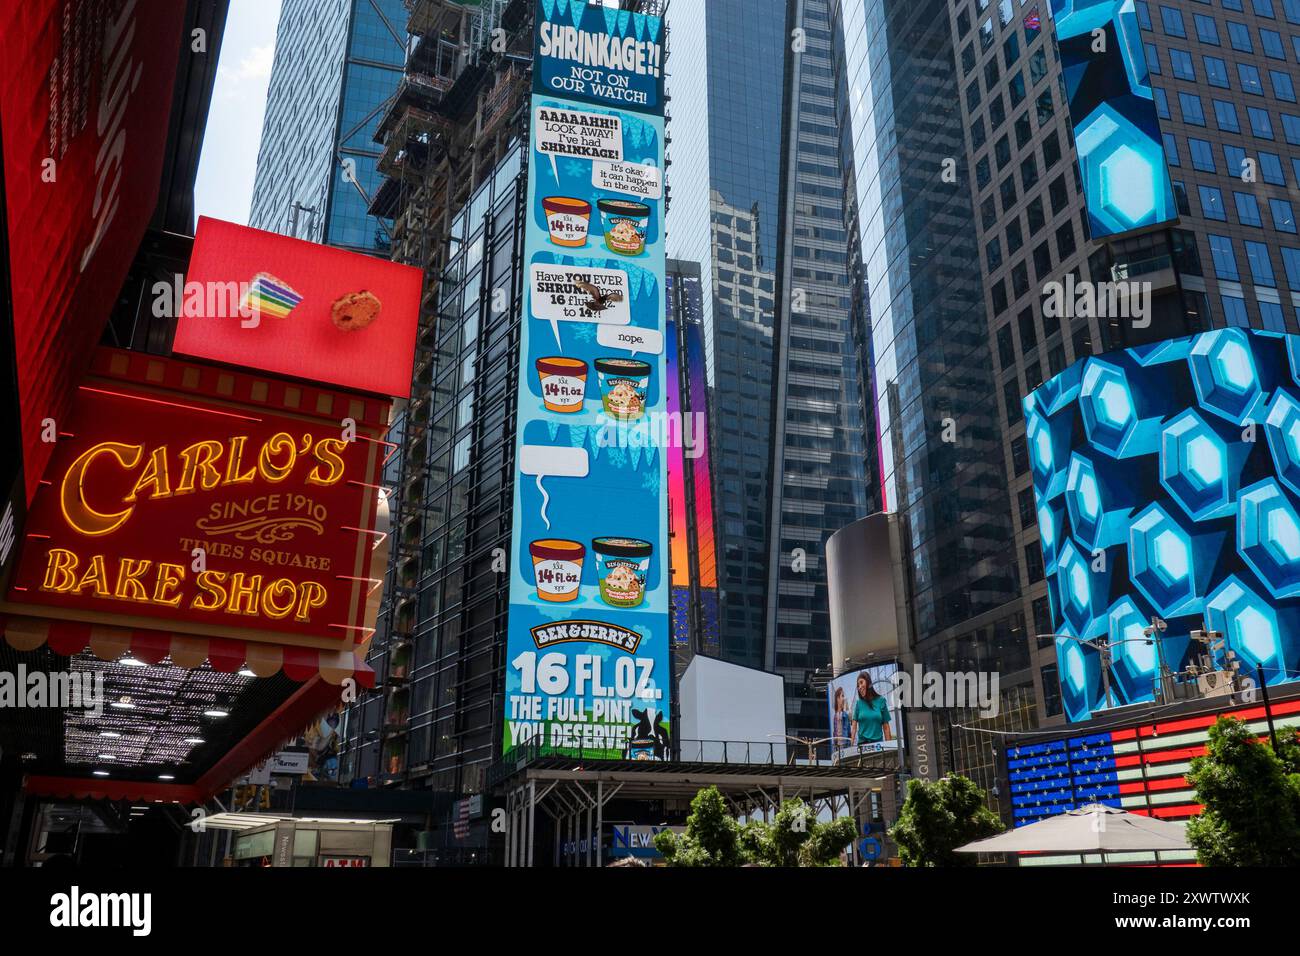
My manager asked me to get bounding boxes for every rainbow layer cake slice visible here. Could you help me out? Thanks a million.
[242,272,303,319]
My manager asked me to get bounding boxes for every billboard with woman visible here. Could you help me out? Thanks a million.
[827,663,902,761]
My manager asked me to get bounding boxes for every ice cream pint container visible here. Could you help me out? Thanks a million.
[543,196,592,247]
[597,198,650,256]
[591,537,652,608]
[529,539,585,602]
[536,356,588,413]
[595,357,651,421]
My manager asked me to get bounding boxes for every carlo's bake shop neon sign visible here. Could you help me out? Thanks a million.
[3,368,386,648]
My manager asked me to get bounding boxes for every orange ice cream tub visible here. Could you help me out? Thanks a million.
[536,356,589,413]
[529,539,585,602]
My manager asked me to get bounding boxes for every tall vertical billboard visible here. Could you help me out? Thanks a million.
[504,0,670,759]
[666,278,719,656]
[1027,330,1300,723]
[1050,0,1176,238]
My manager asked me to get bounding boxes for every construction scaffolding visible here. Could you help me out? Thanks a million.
[352,0,536,787]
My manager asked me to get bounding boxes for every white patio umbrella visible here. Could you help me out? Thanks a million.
[956,803,1191,857]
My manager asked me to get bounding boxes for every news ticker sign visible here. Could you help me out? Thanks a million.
[0,349,390,653]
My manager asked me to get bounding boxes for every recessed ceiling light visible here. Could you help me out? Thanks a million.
[92,770,110,777]
[184,738,205,745]
[97,753,114,760]
[119,657,147,667]
[158,774,175,781]
[100,731,121,738]
[238,668,256,677]
[203,708,229,718]
[110,700,135,710]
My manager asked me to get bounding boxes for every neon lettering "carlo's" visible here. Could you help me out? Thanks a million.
[59,433,348,536]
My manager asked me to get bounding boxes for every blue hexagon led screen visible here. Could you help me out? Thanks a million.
[1049,0,1177,239]
[1026,329,1300,722]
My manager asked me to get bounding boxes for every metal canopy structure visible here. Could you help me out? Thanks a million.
[496,759,898,868]
[200,813,402,832]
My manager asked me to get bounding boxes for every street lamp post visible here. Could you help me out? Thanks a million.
[1038,628,1163,707]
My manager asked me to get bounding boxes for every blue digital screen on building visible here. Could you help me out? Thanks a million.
[1049,0,1177,239]
[1027,329,1300,722]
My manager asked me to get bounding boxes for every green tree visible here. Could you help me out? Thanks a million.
[889,774,1004,867]
[655,787,858,866]
[654,785,742,867]
[1185,717,1300,866]
[799,814,859,867]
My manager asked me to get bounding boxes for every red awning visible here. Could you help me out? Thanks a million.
[0,615,373,687]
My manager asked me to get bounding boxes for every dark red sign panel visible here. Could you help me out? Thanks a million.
[173,218,423,398]
[2,350,389,651]
[1,0,187,503]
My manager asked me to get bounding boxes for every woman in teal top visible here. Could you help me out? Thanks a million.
[852,671,892,745]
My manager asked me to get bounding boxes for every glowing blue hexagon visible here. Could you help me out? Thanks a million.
[1238,478,1300,600]
[1262,388,1300,499]
[1268,507,1300,561]
[1185,436,1222,485]
[1106,597,1158,705]
[1055,539,1109,639]
[1217,338,1254,389]
[1128,503,1210,616]
[1075,103,1176,234]
[1100,145,1156,225]
[1055,627,1104,723]
[1099,379,1134,426]
[1065,452,1131,551]
[1152,529,1189,583]
[1078,359,1159,458]
[1036,497,1064,573]
[1188,328,1267,425]
[1204,576,1300,683]
[1160,409,1242,521]
[1025,407,1070,500]
[1062,638,1087,693]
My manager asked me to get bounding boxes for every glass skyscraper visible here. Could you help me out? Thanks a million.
[665,0,875,737]
[249,0,407,254]
[830,0,1300,806]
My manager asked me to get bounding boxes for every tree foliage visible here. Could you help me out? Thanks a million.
[889,774,1004,867]
[1185,716,1300,867]
[654,786,858,866]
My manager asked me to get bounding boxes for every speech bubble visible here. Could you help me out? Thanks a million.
[596,324,663,357]
[520,445,590,529]
[536,104,623,184]
[592,160,662,201]
[531,263,631,349]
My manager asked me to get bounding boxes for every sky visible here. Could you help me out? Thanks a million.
[193,0,283,226]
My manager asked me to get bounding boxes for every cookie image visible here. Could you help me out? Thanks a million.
[331,290,382,331]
